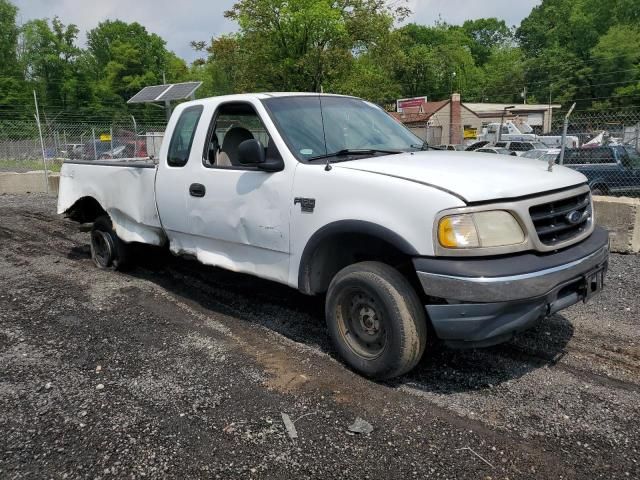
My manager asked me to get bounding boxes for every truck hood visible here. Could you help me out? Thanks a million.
[335,151,587,203]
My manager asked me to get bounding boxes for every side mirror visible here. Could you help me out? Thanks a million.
[238,139,266,165]
[238,138,284,172]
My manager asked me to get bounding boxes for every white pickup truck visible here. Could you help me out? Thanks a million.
[58,93,609,379]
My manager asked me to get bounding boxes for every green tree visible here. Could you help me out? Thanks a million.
[517,0,640,108]
[86,20,187,119]
[461,18,513,66]
[590,24,640,108]
[394,23,481,100]
[0,0,19,73]
[0,0,29,118]
[200,0,407,93]
[20,17,84,110]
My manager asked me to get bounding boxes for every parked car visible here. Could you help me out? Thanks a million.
[561,145,640,196]
[465,140,490,151]
[436,144,466,151]
[99,145,128,160]
[58,93,608,379]
[537,149,561,165]
[494,141,548,155]
[82,141,116,160]
[476,147,517,156]
[59,143,84,159]
[521,149,553,160]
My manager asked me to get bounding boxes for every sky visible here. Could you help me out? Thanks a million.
[13,0,541,64]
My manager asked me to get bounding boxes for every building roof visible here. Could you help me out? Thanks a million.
[390,99,449,124]
[464,103,562,114]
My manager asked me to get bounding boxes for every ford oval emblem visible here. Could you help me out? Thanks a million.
[566,210,584,225]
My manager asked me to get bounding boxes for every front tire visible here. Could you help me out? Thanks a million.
[325,261,427,380]
[90,215,131,270]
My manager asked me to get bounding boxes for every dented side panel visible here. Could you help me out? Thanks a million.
[155,98,295,285]
[57,163,165,245]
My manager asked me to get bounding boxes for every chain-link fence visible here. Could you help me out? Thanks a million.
[404,107,640,197]
[0,117,166,174]
[548,110,640,197]
[1,108,640,197]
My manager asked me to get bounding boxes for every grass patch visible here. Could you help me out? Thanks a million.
[0,159,62,173]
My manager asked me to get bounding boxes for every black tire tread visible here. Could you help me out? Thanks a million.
[326,261,427,379]
[92,215,131,271]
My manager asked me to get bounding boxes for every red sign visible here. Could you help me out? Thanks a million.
[397,96,427,113]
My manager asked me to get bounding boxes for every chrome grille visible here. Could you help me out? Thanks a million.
[529,191,592,246]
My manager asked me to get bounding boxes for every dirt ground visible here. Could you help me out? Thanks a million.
[0,194,638,479]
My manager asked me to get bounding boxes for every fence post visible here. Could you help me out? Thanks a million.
[33,90,49,194]
[131,115,138,158]
[110,127,113,156]
[555,102,576,172]
[92,128,97,160]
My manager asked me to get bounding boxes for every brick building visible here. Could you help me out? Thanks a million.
[391,94,561,146]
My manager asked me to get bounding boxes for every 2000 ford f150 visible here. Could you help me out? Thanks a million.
[58,93,609,379]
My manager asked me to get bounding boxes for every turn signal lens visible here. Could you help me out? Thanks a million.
[438,215,480,248]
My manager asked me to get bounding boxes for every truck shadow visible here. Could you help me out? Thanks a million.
[71,244,575,393]
[395,315,574,394]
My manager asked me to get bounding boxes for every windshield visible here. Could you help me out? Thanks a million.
[624,146,640,168]
[262,96,423,162]
[531,142,547,149]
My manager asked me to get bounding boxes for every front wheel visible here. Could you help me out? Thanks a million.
[325,261,427,380]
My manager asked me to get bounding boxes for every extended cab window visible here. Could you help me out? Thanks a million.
[168,105,203,167]
[203,102,277,168]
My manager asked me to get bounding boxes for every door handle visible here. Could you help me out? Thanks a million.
[189,183,206,197]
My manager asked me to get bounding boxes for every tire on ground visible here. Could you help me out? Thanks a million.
[90,215,131,271]
[325,261,427,380]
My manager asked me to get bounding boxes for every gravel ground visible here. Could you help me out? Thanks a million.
[0,194,638,479]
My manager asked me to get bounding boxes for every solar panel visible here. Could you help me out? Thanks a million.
[128,85,172,103]
[157,82,202,101]
[127,82,202,104]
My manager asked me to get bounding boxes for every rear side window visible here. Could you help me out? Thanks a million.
[168,106,203,167]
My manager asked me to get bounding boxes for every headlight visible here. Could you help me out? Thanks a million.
[438,211,524,249]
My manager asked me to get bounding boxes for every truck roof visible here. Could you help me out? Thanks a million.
[181,92,356,106]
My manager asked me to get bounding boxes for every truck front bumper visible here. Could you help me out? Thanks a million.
[414,227,609,348]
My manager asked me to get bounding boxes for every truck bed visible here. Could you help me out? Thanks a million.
[57,160,165,246]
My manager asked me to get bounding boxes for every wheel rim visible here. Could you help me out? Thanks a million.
[336,288,387,360]
[91,230,113,267]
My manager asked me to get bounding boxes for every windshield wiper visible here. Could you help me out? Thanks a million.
[309,148,400,162]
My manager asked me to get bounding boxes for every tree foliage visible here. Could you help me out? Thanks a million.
[0,0,639,123]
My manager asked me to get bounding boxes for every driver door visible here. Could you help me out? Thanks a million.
[184,100,294,283]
